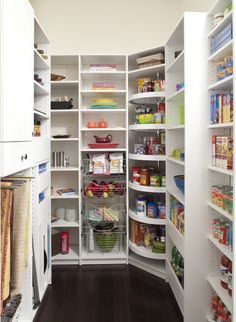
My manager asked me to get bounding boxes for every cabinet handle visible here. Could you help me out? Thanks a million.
[21,154,28,161]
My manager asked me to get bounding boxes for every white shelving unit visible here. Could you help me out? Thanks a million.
[79,54,128,265]
[128,46,167,279]
[206,1,235,320]
[50,55,80,265]
[165,13,210,321]
[31,16,51,322]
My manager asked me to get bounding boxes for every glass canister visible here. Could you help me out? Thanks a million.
[140,168,150,186]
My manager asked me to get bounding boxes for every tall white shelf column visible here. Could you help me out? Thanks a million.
[206,1,235,320]
[165,13,209,321]
[50,55,80,265]
[79,55,128,265]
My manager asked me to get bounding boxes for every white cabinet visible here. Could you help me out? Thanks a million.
[0,141,32,176]
[0,0,34,142]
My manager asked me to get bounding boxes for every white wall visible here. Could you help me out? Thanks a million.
[30,0,215,54]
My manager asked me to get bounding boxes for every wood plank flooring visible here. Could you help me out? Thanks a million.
[34,265,183,322]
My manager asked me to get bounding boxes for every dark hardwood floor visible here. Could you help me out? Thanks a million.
[34,265,183,322]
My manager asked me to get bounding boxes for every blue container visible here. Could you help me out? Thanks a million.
[174,175,184,194]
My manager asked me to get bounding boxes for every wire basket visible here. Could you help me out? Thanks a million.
[82,179,126,199]
[82,203,126,223]
[83,224,126,253]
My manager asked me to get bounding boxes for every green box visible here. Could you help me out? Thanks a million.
[179,104,185,125]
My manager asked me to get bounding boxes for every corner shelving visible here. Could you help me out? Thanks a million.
[129,209,166,225]
[128,154,166,161]
[128,45,167,278]
[129,92,165,105]
[129,182,166,193]
[129,241,165,260]
[50,55,80,265]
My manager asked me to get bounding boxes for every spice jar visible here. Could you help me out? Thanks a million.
[140,168,150,186]
[132,167,141,185]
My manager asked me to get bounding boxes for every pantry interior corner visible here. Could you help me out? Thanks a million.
[0,0,235,322]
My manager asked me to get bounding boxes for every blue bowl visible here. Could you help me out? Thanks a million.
[174,175,184,194]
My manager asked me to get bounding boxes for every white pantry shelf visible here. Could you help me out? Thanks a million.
[51,167,79,171]
[207,201,233,221]
[51,138,79,142]
[51,109,79,114]
[129,253,166,280]
[166,50,184,73]
[208,11,232,38]
[128,64,165,79]
[167,219,184,257]
[80,90,126,95]
[129,241,165,260]
[207,276,232,313]
[34,109,50,120]
[168,125,185,130]
[208,165,233,176]
[167,157,185,166]
[208,234,233,261]
[81,127,126,131]
[51,80,79,89]
[80,109,126,113]
[208,39,233,62]
[129,92,165,105]
[129,182,166,193]
[81,148,127,152]
[34,80,49,95]
[129,124,166,131]
[51,194,79,199]
[129,209,166,225]
[52,244,79,262]
[129,154,166,161]
[34,48,50,70]
[208,75,233,91]
[81,250,127,261]
[81,71,126,75]
[208,122,233,128]
[167,186,185,205]
[166,259,184,315]
[167,88,184,102]
[51,219,79,228]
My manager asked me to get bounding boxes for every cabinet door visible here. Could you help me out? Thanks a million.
[0,0,34,142]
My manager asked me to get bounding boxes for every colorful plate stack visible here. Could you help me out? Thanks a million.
[92,81,115,90]
[90,98,117,109]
